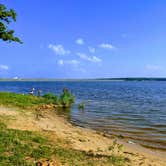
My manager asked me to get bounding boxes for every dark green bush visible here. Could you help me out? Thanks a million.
[59,88,75,108]
[42,90,75,107]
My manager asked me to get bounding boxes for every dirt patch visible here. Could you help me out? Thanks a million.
[0,106,19,116]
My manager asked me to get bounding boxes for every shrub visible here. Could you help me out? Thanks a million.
[59,88,75,108]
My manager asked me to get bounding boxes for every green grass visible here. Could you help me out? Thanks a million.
[0,91,74,109]
[0,121,127,166]
[0,92,48,108]
[0,92,127,165]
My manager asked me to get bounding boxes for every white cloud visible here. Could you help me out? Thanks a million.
[13,76,19,80]
[48,44,70,55]
[99,43,115,50]
[145,64,163,71]
[92,56,102,62]
[88,47,95,53]
[58,59,80,66]
[76,38,84,45]
[0,65,9,70]
[58,60,64,65]
[77,52,102,63]
[57,59,86,73]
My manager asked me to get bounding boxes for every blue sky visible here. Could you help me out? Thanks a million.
[0,0,166,78]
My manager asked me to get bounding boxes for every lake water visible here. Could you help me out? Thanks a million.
[0,81,166,150]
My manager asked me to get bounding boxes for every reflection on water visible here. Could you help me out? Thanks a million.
[56,107,71,119]
[0,81,166,150]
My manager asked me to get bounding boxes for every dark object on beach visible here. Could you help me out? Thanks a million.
[118,134,124,139]
[35,161,42,166]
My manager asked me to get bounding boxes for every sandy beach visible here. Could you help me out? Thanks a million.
[0,105,165,166]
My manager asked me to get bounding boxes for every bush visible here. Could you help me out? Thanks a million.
[42,90,75,107]
[59,88,75,108]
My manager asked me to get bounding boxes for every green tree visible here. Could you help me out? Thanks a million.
[0,4,22,43]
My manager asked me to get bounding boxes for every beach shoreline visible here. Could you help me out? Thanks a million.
[0,105,165,166]
[68,119,166,152]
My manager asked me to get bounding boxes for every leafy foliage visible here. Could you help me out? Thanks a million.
[42,90,75,107]
[0,4,22,43]
[59,88,75,107]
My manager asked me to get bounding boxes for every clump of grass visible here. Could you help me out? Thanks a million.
[78,102,85,110]
[59,88,75,108]
[108,155,126,166]
[42,93,59,104]
[42,89,75,108]
[108,139,124,155]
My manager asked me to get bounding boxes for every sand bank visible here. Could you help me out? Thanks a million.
[0,106,165,166]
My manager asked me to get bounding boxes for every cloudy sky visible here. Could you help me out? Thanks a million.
[1,0,166,78]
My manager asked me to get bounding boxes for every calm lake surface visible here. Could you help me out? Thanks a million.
[0,81,166,150]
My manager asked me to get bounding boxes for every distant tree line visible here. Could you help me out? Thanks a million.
[96,78,166,81]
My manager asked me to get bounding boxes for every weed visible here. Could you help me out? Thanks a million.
[59,88,75,108]
[108,139,124,155]
[78,102,85,110]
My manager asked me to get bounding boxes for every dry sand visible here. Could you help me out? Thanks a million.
[0,106,165,166]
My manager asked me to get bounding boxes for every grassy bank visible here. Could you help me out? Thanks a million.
[0,92,127,165]
[0,90,74,109]
[0,120,126,166]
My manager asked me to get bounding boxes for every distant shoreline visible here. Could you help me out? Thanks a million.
[1,77,166,82]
